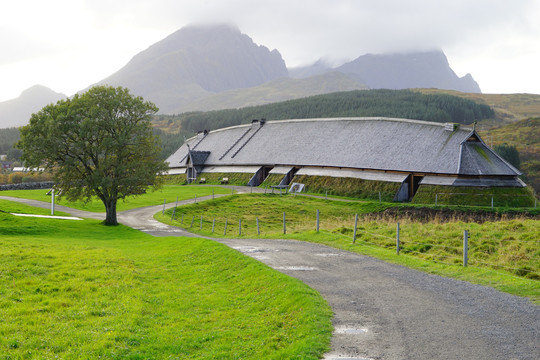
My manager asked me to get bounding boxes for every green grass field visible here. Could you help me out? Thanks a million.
[0,185,231,213]
[0,201,332,359]
[155,193,540,302]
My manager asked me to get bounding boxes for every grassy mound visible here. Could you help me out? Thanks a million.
[412,185,536,207]
[291,175,401,200]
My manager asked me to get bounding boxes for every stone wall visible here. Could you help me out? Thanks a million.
[0,181,54,191]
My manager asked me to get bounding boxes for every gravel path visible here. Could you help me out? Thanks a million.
[2,192,539,359]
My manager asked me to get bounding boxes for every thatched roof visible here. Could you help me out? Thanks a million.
[167,117,520,177]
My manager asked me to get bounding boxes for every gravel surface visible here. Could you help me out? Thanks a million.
[3,191,539,359]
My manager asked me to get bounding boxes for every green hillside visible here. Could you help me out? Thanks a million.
[480,118,540,194]
[416,89,540,124]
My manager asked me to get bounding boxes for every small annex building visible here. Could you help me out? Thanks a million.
[166,117,524,202]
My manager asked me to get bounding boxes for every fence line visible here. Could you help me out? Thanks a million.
[433,192,535,208]
[166,208,537,279]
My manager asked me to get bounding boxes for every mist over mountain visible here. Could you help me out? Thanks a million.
[1,24,485,126]
[96,24,288,113]
[0,85,66,128]
[181,71,368,113]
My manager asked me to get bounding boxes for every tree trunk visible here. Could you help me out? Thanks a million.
[104,198,118,225]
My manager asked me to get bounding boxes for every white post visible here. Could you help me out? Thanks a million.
[435,194,438,206]
[379,192,382,204]
[491,196,494,210]
[51,189,55,215]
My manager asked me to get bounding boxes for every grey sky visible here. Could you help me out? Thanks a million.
[1,0,539,101]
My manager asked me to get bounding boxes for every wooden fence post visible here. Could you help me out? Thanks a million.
[353,214,358,243]
[190,216,195,228]
[396,222,400,255]
[463,230,468,267]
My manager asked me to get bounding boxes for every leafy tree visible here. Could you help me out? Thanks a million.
[17,85,168,225]
[494,143,521,170]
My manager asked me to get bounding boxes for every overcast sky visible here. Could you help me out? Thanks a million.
[1,0,539,102]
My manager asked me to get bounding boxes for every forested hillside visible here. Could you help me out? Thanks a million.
[481,118,540,193]
[160,89,494,134]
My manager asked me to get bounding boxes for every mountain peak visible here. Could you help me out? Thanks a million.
[98,23,288,113]
[337,50,481,93]
[0,85,66,128]
[19,84,64,99]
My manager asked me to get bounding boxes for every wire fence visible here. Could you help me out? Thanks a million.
[431,192,537,209]
[165,204,539,281]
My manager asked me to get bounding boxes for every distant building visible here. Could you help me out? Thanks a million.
[12,167,45,173]
[166,117,524,202]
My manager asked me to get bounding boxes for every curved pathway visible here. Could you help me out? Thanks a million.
[2,193,539,359]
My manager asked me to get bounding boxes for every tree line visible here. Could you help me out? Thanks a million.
[174,89,495,134]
